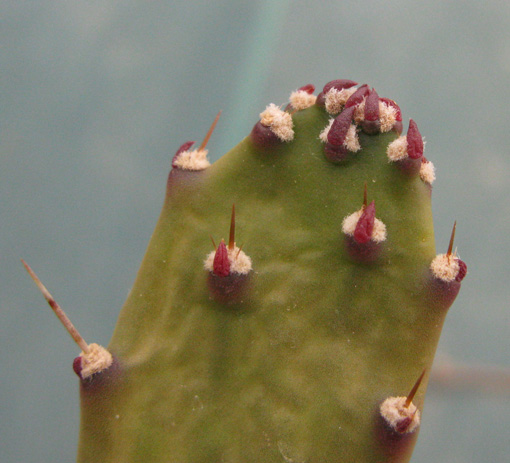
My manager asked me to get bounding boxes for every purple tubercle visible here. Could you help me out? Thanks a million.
[427,277,462,310]
[324,143,349,163]
[207,272,252,306]
[250,121,280,148]
[345,235,383,263]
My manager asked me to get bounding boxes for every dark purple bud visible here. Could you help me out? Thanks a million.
[213,240,230,277]
[406,120,424,159]
[298,84,315,94]
[455,259,467,282]
[344,84,370,108]
[327,106,356,146]
[361,88,381,134]
[323,79,358,94]
[354,201,376,244]
[171,141,195,168]
[364,88,380,122]
[395,417,414,434]
[73,356,83,378]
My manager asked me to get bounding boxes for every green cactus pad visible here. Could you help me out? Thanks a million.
[76,83,464,463]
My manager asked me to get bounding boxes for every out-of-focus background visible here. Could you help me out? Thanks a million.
[1,1,509,462]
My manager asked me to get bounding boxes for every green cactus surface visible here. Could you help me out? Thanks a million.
[29,80,467,463]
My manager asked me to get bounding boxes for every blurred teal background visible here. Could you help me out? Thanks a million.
[1,1,509,462]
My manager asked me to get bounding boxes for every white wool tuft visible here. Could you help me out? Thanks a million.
[430,253,460,282]
[79,343,113,379]
[289,90,316,110]
[387,136,408,161]
[319,118,334,142]
[260,104,294,142]
[344,125,361,152]
[173,149,210,171]
[379,101,397,132]
[420,159,436,184]
[380,396,421,434]
[324,87,357,115]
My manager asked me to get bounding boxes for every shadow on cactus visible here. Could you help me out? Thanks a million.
[24,79,467,462]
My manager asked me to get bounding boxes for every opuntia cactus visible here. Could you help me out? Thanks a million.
[25,79,466,462]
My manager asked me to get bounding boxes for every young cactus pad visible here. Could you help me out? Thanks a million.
[27,80,466,462]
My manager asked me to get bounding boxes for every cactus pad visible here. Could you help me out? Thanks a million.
[39,81,467,462]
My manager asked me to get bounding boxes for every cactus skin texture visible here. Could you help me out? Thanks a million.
[74,80,466,463]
